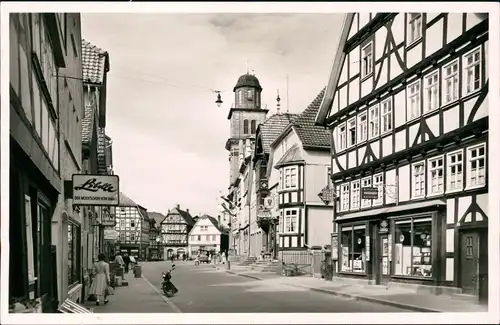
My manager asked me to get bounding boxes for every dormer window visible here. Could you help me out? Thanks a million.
[247,90,254,101]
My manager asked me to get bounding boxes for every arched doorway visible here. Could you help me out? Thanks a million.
[177,248,186,260]
[166,249,174,259]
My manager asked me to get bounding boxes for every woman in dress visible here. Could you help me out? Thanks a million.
[89,253,111,305]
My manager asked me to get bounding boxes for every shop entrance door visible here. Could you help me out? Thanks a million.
[379,233,391,285]
[460,230,479,295]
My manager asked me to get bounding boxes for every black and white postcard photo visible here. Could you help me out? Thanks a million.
[1,2,499,324]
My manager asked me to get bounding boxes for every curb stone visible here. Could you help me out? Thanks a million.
[222,268,440,313]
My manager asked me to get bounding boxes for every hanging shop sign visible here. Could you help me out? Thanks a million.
[100,207,116,227]
[71,174,120,206]
[365,235,370,261]
[104,229,119,240]
[318,185,335,206]
[361,187,379,200]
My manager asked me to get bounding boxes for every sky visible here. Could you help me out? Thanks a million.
[81,13,343,218]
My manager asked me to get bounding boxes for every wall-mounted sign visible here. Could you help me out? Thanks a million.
[388,234,392,262]
[263,195,276,209]
[361,187,379,200]
[365,235,370,261]
[104,229,119,240]
[72,174,119,206]
[318,185,335,206]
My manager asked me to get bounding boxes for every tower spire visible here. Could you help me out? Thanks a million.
[246,59,249,74]
[276,89,281,115]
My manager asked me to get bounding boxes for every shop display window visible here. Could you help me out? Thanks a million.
[340,225,366,273]
[394,217,432,277]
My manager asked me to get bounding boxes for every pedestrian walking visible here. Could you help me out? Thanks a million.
[123,253,130,273]
[89,253,111,306]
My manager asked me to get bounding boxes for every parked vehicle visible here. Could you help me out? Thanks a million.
[194,249,210,265]
[161,264,178,297]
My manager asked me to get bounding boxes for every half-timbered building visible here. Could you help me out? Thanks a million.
[160,205,195,260]
[315,13,489,302]
[147,212,165,260]
[265,89,333,260]
[253,112,298,259]
[115,192,150,260]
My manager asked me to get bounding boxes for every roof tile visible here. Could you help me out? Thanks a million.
[293,88,331,148]
[260,113,298,153]
[82,39,108,84]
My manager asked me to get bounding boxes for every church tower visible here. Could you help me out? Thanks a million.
[225,73,269,185]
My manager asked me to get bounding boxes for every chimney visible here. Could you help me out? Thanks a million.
[186,208,189,213]
[176,203,180,209]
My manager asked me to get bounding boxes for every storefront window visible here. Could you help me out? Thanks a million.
[340,224,366,273]
[394,217,432,277]
[68,223,81,286]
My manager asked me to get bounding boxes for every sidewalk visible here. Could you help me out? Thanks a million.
[83,275,178,313]
[213,264,488,313]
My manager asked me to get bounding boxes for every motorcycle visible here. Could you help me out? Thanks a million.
[161,264,178,297]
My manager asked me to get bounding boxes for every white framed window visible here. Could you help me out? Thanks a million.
[347,118,357,147]
[284,209,298,233]
[358,112,368,143]
[130,233,135,241]
[373,173,384,206]
[442,59,459,104]
[412,161,426,198]
[335,185,341,212]
[247,89,254,100]
[428,156,444,195]
[408,13,423,44]
[341,183,350,211]
[350,180,361,209]
[362,42,374,78]
[361,177,372,208]
[381,98,393,133]
[466,143,486,188]
[424,71,439,113]
[447,149,463,192]
[284,166,298,190]
[463,47,482,95]
[407,80,421,121]
[369,105,379,139]
[337,122,347,151]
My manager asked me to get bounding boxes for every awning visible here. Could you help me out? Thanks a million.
[335,199,446,222]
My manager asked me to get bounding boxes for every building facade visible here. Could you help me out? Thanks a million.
[9,13,78,312]
[161,205,195,259]
[262,90,333,260]
[188,215,229,256]
[315,13,489,302]
[252,112,298,259]
[147,212,166,260]
[115,193,150,260]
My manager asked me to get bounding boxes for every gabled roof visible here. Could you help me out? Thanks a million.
[193,215,229,235]
[81,104,95,145]
[82,39,110,85]
[274,144,304,169]
[165,207,195,226]
[259,113,298,154]
[138,205,150,221]
[118,192,138,207]
[292,88,330,148]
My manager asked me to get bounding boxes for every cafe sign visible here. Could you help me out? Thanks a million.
[72,174,120,206]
